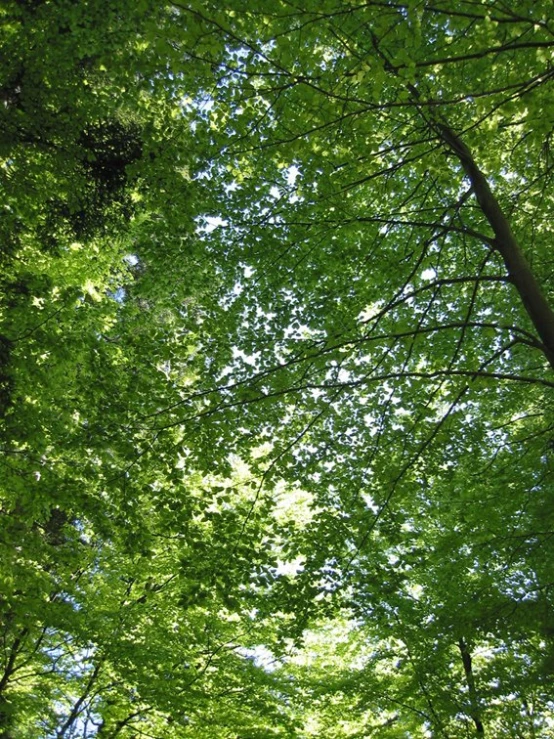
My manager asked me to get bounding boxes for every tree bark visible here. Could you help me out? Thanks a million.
[0,629,27,739]
[438,124,554,371]
[458,637,485,736]
[56,662,102,738]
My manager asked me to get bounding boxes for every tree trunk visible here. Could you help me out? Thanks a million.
[0,629,27,739]
[458,637,485,736]
[438,124,554,371]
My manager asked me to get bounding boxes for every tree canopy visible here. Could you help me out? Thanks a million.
[1,0,553,736]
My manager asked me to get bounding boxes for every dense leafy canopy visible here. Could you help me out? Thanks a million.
[1,0,553,736]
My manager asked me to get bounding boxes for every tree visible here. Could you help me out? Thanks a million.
[159,0,554,734]
[1,0,554,736]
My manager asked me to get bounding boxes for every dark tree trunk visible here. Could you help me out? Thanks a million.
[439,124,554,371]
[458,637,485,736]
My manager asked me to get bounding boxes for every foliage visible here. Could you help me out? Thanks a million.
[1,0,554,736]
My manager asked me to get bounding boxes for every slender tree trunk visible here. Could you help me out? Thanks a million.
[56,662,102,738]
[0,628,27,739]
[458,637,485,736]
[371,32,554,371]
[438,124,554,371]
